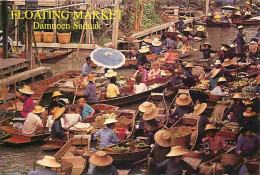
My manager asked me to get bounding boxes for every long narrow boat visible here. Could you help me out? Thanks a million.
[233,18,259,26]
[206,19,231,28]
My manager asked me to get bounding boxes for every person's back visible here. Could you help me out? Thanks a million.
[85,82,99,102]
[21,96,34,118]
[22,112,43,135]
[94,127,119,147]
[64,113,81,127]
[51,118,66,139]
[134,83,147,94]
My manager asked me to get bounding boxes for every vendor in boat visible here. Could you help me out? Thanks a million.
[218,46,229,63]
[220,59,234,82]
[151,38,163,55]
[255,27,260,39]
[242,107,259,133]
[48,91,66,112]
[171,69,182,87]
[223,93,246,124]
[93,118,119,147]
[249,40,259,62]
[254,77,260,94]
[29,156,61,175]
[89,151,118,175]
[133,74,147,94]
[106,76,120,98]
[162,34,177,49]
[168,22,176,32]
[148,130,173,175]
[200,43,217,60]
[176,35,183,49]
[137,46,150,67]
[182,27,193,38]
[133,64,148,81]
[211,77,228,96]
[64,104,82,128]
[105,69,117,87]
[22,106,45,135]
[165,46,178,64]
[51,107,68,140]
[15,86,35,118]
[152,146,196,175]
[177,18,187,32]
[202,124,227,155]
[209,68,221,90]
[183,63,197,87]
[228,44,237,59]
[169,94,193,122]
[233,26,246,57]
[82,56,92,77]
[181,38,193,54]
[148,62,162,80]
[194,26,207,39]
[78,98,95,120]
[85,73,101,102]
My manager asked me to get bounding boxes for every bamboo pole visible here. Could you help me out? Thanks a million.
[112,0,120,49]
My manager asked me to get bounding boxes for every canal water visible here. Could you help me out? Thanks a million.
[0,26,258,174]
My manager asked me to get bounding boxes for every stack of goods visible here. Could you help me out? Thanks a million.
[222,122,240,132]
[165,126,193,148]
[191,80,209,90]
[106,140,149,153]
[115,117,132,128]
[70,123,93,132]
[92,113,117,129]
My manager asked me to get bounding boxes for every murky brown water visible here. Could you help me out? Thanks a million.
[0,26,258,174]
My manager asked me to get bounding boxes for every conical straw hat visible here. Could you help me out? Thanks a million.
[52,107,66,120]
[218,77,227,82]
[139,102,155,114]
[103,118,118,125]
[166,146,189,157]
[243,107,256,117]
[197,26,205,31]
[211,68,220,78]
[152,38,162,47]
[154,130,174,147]
[105,70,117,78]
[222,59,233,67]
[32,106,45,114]
[52,91,63,98]
[183,27,193,32]
[175,94,192,106]
[193,103,207,115]
[87,73,96,82]
[19,86,34,95]
[89,151,113,167]
[185,63,194,68]
[232,93,244,99]
[37,156,61,168]
[205,124,219,131]
[139,46,150,53]
[143,107,160,121]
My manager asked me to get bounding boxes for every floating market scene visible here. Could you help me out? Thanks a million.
[0,0,260,174]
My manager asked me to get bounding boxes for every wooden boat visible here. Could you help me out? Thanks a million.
[90,104,119,112]
[206,19,231,27]
[41,135,68,151]
[179,49,197,59]
[233,18,260,26]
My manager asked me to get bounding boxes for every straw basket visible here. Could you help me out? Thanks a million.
[34,31,43,43]
[166,127,192,149]
[43,32,54,43]
[220,154,241,166]
[58,32,71,44]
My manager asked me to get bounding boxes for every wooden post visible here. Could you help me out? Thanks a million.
[53,13,57,43]
[25,4,28,59]
[2,0,8,59]
[206,0,210,16]
[14,5,18,44]
[27,19,33,69]
[112,0,120,49]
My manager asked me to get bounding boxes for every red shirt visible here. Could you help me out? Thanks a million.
[20,97,34,118]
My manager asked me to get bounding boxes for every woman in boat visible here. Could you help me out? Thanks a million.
[133,74,147,94]
[64,104,82,128]
[171,69,182,87]
[249,40,259,62]
[78,98,95,120]
[48,91,66,113]
[148,62,161,80]
[233,26,246,57]
[218,46,229,63]
[180,38,193,54]
[151,38,163,55]
[183,63,197,88]
[194,26,207,39]
[137,46,150,67]
[148,130,173,175]
[133,64,148,81]
[220,58,235,82]
[84,73,101,102]
[93,118,119,148]
[211,77,228,96]
[223,93,246,124]
[105,69,117,87]
[152,146,196,175]
[82,56,92,78]
[162,34,177,49]
[228,44,237,59]
[16,86,35,118]
[242,107,259,134]
[202,124,227,155]
[164,46,178,64]
[22,106,45,135]
[51,107,67,140]
[29,156,60,175]
[182,27,193,38]
[106,76,120,98]
[176,35,183,49]
[89,151,118,175]
[209,68,221,90]
[200,43,217,60]
[168,22,176,32]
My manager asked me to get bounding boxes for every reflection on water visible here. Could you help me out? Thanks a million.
[0,26,258,174]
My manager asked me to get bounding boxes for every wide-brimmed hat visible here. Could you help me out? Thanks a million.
[183,27,193,32]
[222,59,233,67]
[197,26,205,31]
[250,41,257,44]
[218,77,227,82]
[193,103,207,115]
[185,63,194,68]
[232,93,244,99]
[154,130,174,147]
[152,38,162,47]
[105,70,117,78]
[103,118,118,125]
[52,91,63,98]
[175,94,192,106]
[52,107,66,120]
[143,107,160,121]
[37,156,61,168]
[173,69,180,74]
[143,38,153,44]
[87,73,96,82]
[89,151,113,167]
[215,60,221,65]
[166,146,189,157]
[235,11,241,16]
[243,107,256,117]
[245,1,250,5]
[211,68,220,78]
[205,124,219,131]
[210,1,215,5]
[214,14,221,19]
[230,44,235,48]
[203,43,212,48]
[32,106,45,114]
[177,35,183,39]
[221,47,227,51]
[139,102,155,114]
[19,86,34,95]
[139,46,150,53]
[238,25,244,29]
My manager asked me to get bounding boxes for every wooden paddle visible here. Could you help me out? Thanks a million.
[73,84,79,105]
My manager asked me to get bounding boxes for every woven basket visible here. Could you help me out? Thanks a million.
[220,154,241,165]
[58,32,71,44]
[167,127,192,149]
[34,31,43,43]
[43,32,54,43]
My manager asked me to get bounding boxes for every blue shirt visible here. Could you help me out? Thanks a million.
[93,127,119,147]
[82,63,91,77]
[151,46,163,55]
[209,77,219,90]
[184,71,193,78]
[82,104,94,119]
[29,168,57,175]
[85,82,99,102]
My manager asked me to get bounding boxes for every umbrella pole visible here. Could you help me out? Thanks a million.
[73,84,79,104]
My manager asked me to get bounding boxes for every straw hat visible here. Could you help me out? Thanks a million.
[175,94,192,106]
[143,38,153,44]
[183,27,193,32]
[222,59,233,67]
[232,93,244,99]
[214,14,221,19]
[210,1,215,5]
[105,70,117,78]
[103,118,118,125]
[235,11,241,16]
[89,151,113,167]
[166,146,189,157]
[214,60,221,65]
[52,91,63,98]
[154,130,174,147]
[152,38,162,47]
[143,107,160,121]
[193,103,207,115]
[139,46,150,53]
[32,106,45,114]
[87,73,96,82]
[52,107,66,120]
[211,68,220,78]
[139,102,155,114]
[243,107,256,117]
[185,63,194,68]
[177,35,183,39]
[245,1,250,5]
[218,77,227,82]
[197,26,205,32]
[19,86,34,95]
[37,156,61,168]
[173,69,180,74]
[230,44,235,48]
[250,41,257,44]
[221,47,227,51]
[203,43,212,48]
[238,25,244,29]
[205,124,219,131]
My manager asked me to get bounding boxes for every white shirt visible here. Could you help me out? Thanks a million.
[211,86,228,96]
[22,113,43,135]
[134,83,147,94]
[64,113,82,127]
[46,115,66,130]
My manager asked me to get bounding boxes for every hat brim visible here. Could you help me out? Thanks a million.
[104,119,118,125]
[19,89,34,95]
[175,96,192,106]
[203,43,212,48]
[211,69,220,78]
[37,159,61,168]
[193,103,207,116]
[89,155,113,167]
[143,107,160,121]
[52,94,63,98]
[33,108,45,114]
[152,41,162,47]
[154,130,174,147]
[197,28,205,31]
[105,72,117,78]
[139,48,150,53]
[52,108,66,120]
[139,103,155,114]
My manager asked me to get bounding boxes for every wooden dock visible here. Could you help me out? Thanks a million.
[0,58,30,78]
